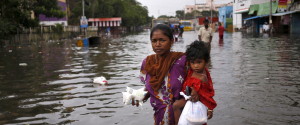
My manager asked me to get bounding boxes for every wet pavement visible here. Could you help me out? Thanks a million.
[0,31,299,125]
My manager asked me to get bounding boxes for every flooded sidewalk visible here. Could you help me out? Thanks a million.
[0,31,299,124]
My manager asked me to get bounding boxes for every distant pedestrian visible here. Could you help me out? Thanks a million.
[105,27,111,36]
[198,19,213,53]
[179,23,184,38]
[263,22,269,33]
[217,22,225,40]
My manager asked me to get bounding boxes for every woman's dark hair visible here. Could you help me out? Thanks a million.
[150,24,173,40]
[186,40,210,62]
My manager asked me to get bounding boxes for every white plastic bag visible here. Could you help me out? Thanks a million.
[122,86,147,106]
[131,87,147,101]
[122,92,133,105]
[178,101,208,125]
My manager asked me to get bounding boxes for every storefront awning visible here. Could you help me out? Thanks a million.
[272,10,300,16]
[248,5,259,15]
[257,1,278,16]
[243,15,269,21]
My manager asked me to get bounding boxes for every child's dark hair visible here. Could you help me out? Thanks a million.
[186,40,210,62]
[150,24,173,40]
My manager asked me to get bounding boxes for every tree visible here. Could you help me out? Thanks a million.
[175,9,218,20]
[175,10,184,19]
[68,0,150,28]
[0,0,65,38]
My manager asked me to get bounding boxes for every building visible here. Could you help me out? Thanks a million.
[39,0,68,26]
[88,18,122,27]
[185,0,231,13]
[219,6,233,30]
[234,0,300,34]
[233,0,251,30]
[275,0,300,34]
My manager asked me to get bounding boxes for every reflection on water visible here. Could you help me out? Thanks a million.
[0,32,300,125]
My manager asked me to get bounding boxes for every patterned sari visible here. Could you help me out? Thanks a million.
[140,54,186,125]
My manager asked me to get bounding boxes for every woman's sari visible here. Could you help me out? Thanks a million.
[140,53,186,125]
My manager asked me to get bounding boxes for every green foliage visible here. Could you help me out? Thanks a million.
[34,0,65,18]
[0,18,18,39]
[158,15,175,18]
[52,24,64,33]
[0,0,65,38]
[176,10,185,19]
[68,0,150,27]
[176,10,218,20]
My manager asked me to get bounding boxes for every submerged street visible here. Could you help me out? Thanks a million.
[0,31,300,125]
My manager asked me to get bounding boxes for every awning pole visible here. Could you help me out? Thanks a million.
[269,0,272,24]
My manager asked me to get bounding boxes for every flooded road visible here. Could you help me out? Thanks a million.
[0,31,300,125]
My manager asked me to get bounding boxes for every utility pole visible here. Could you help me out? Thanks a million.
[82,0,86,36]
[194,0,197,19]
[82,0,85,16]
[211,0,213,24]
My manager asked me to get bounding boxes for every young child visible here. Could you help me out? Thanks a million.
[173,40,217,125]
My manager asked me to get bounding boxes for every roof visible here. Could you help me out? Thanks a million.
[88,17,122,22]
[243,15,268,21]
[272,10,300,16]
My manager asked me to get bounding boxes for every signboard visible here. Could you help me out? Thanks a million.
[235,0,251,13]
[80,16,88,28]
[278,0,293,12]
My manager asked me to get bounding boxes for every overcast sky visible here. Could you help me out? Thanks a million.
[136,0,232,17]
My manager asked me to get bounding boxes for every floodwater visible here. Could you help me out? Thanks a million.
[0,31,299,125]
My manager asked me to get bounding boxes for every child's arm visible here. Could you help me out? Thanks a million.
[143,91,150,103]
[190,87,199,102]
[207,110,213,119]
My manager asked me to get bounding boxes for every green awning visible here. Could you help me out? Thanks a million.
[257,1,278,16]
[248,5,259,15]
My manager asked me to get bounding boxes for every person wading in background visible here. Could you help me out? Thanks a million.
[198,19,213,54]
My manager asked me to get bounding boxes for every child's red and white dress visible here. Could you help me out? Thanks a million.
[182,68,217,111]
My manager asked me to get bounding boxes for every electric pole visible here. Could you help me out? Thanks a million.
[269,0,272,24]
[211,0,213,23]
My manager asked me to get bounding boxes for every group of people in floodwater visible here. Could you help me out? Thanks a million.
[168,23,184,41]
[130,19,226,125]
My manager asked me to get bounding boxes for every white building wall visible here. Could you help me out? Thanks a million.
[233,0,242,29]
[40,21,68,26]
[184,0,228,14]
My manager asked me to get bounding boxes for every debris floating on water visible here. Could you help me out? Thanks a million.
[19,63,27,66]
[93,76,108,84]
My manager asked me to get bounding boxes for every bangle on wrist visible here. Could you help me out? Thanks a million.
[208,109,213,112]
